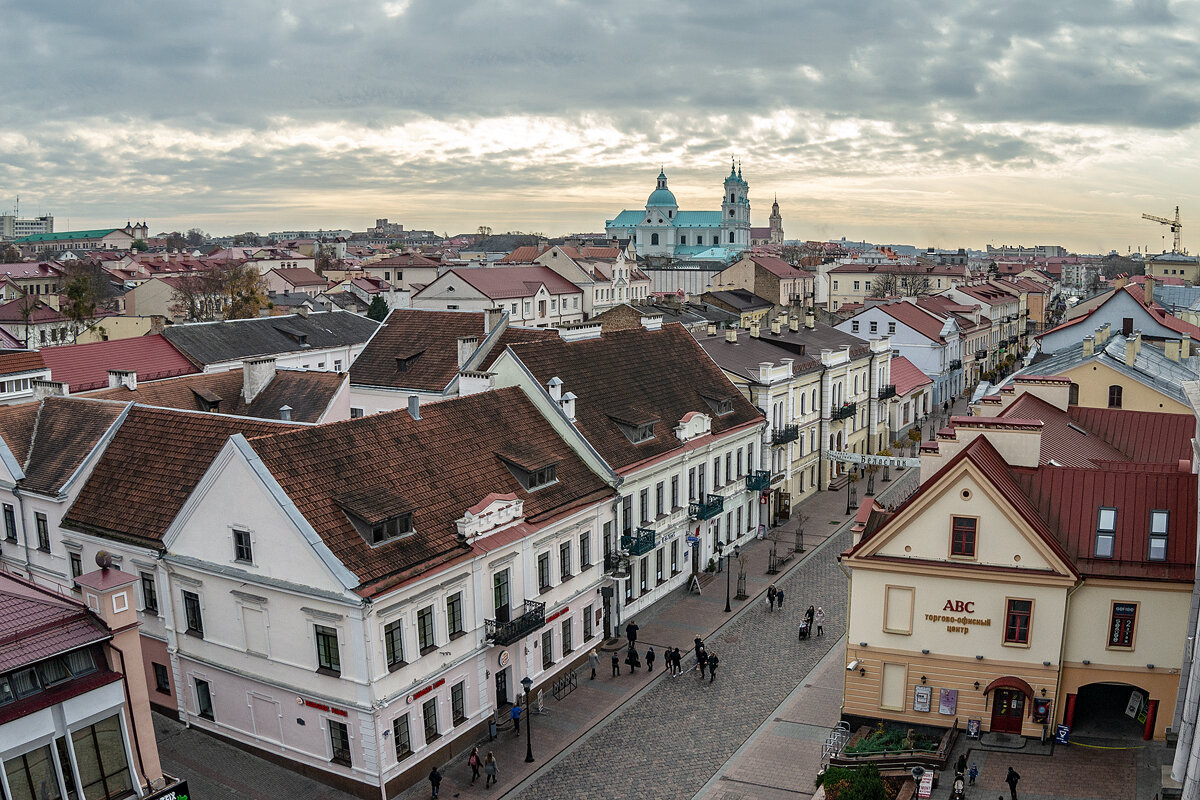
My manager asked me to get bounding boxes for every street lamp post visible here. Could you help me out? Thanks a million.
[520,676,534,763]
[716,541,731,612]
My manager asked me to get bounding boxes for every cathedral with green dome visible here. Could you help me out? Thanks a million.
[605,161,752,263]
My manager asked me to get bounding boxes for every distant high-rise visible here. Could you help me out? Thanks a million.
[0,213,53,240]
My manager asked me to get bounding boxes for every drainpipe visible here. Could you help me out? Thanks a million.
[818,363,828,491]
[1053,579,1084,736]
[13,486,31,578]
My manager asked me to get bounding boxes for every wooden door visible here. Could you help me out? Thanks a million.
[990,689,1025,734]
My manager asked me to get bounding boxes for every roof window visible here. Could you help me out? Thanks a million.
[497,450,560,491]
[1095,506,1116,558]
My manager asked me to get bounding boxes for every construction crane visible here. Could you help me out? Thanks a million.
[1142,206,1184,254]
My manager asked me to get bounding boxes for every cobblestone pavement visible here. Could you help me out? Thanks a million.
[501,475,921,800]
[153,711,362,800]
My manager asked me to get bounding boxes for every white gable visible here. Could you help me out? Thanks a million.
[675,412,713,442]
[456,493,525,541]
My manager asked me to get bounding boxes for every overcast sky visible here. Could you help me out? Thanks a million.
[3,0,1199,252]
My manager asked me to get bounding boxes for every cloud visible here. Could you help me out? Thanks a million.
[1,0,1198,249]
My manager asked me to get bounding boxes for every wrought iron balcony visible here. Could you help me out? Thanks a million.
[877,384,897,400]
[771,424,800,445]
[831,401,857,421]
[689,493,724,521]
[485,600,545,646]
[620,527,657,557]
[746,470,771,492]
[949,359,962,371]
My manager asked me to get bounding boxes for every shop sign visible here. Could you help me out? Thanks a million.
[498,650,511,668]
[295,696,348,716]
[913,685,931,712]
[1032,698,1052,724]
[938,688,958,715]
[966,719,981,738]
[408,678,446,705]
[1055,724,1070,744]
[145,781,190,800]
[924,601,992,634]
[546,606,569,624]
[1125,691,1143,719]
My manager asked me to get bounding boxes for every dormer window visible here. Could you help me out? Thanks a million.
[699,390,734,417]
[628,423,654,443]
[1149,510,1169,561]
[395,349,425,372]
[371,514,413,544]
[1095,507,1116,558]
[498,450,560,491]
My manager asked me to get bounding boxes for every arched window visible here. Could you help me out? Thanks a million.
[1108,385,1123,408]
[651,233,659,246]
[854,375,859,394]
[729,232,735,243]
[730,193,735,202]
[1068,383,1079,405]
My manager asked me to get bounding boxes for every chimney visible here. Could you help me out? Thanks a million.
[1144,276,1155,306]
[547,376,563,402]
[279,405,292,421]
[1082,335,1095,358]
[759,362,773,383]
[1124,332,1140,366]
[707,323,717,336]
[725,328,738,344]
[486,307,507,334]
[1098,322,1111,345]
[242,357,277,403]
[107,369,137,391]
[750,320,761,338]
[789,317,799,333]
[769,319,781,335]
[31,378,68,401]
[805,311,816,329]
[1184,334,1192,359]
[1166,339,1181,361]
[561,391,577,422]
[407,394,421,420]
[295,305,309,318]
[457,336,479,368]
[149,315,166,335]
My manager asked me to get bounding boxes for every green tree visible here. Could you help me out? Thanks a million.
[131,238,149,252]
[1,245,21,263]
[185,228,208,248]
[367,295,389,321]
[223,262,269,320]
[62,273,98,336]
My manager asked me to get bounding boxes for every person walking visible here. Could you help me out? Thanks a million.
[776,587,785,609]
[805,604,815,627]
[955,753,967,775]
[815,606,825,636]
[674,647,684,675]
[588,649,599,680]
[484,752,498,788]
[510,703,521,735]
[611,651,620,676]
[646,645,656,672]
[697,646,708,679]
[708,651,720,682]
[468,747,481,784]
[767,584,777,611]
[1005,766,1021,800]
[626,620,639,646]
[625,646,640,671]
[968,763,978,786]
[428,766,442,799]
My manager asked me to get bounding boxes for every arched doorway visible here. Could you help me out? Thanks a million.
[984,677,1032,734]
[1066,682,1155,743]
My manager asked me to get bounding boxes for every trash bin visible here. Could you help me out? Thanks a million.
[488,719,497,740]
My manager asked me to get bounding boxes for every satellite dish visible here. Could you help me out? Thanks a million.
[95,550,114,570]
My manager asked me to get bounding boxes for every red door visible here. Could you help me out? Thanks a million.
[991,689,1025,734]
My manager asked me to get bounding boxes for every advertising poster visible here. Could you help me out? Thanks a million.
[938,688,958,715]
[913,685,932,712]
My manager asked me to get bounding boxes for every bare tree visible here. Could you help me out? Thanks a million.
[900,273,933,297]
[870,274,899,297]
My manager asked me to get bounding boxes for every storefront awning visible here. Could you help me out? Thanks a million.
[983,676,1035,698]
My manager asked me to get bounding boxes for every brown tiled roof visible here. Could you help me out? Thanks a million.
[63,406,299,546]
[369,253,442,268]
[269,267,328,287]
[750,254,814,279]
[888,356,932,396]
[0,402,39,466]
[21,398,127,496]
[0,350,47,377]
[246,387,613,595]
[350,309,487,391]
[479,326,558,368]
[507,324,763,471]
[81,368,343,423]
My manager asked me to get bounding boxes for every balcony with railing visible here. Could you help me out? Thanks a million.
[948,359,962,371]
[621,527,657,557]
[831,401,857,421]
[746,470,771,492]
[689,493,724,521]
[877,384,897,400]
[771,424,800,445]
[485,600,546,646]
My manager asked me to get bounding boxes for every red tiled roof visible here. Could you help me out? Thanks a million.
[0,262,66,280]
[350,309,490,391]
[39,334,198,392]
[82,368,343,423]
[1000,394,1127,468]
[245,386,614,595]
[444,266,582,299]
[63,405,299,545]
[0,298,68,324]
[0,572,110,673]
[0,350,47,376]
[507,324,763,471]
[370,253,441,268]
[270,267,328,287]
[749,254,814,279]
[888,356,932,396]
[1066,405,1194,464]
[879,301,951,341]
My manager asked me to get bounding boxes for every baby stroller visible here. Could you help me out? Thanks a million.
[798,619,810,641]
